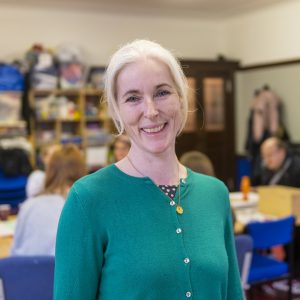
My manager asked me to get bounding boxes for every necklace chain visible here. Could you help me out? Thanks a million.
[126,155,183,214]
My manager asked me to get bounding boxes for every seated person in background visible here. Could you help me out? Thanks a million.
[109,134,131,163]
[11,144,86,256]
[180,151,215,176]
[252,137,300,187]
[252,137,300,261]
[180,150,236,226]
[26,143,61,198]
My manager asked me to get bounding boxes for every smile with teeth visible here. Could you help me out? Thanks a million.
[142,123,166,133]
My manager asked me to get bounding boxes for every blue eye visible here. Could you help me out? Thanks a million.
[126,95,140,103]
[156,90,171,98]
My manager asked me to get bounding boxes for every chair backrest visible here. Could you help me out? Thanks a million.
[0,256,54,300]
[0,170,27,208]
[235,234,253,287]
[246,215,295,249]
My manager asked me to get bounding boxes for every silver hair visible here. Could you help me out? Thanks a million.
[104,39,189,134]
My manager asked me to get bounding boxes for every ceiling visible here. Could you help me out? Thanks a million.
[0,0,289,18]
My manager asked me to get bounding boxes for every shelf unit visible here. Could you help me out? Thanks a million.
[29,88,113,163]
[0,120,27,137]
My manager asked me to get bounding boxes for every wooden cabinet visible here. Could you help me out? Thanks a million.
[29,88,112,164]
[178,59,239,190]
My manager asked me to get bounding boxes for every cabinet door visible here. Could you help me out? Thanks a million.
[177,61,237,190]
[202,74,235,190]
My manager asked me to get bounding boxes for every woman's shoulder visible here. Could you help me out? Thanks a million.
[188,170,230,211]
[28,169,45,179]
[63,165,123,221]
[189,169,227,189]
[68,164,122,207]
[26,170,45,198]
[22,194,64,209]
[188,169,229,201]
[17,195,60,221]
[74,164,118,189]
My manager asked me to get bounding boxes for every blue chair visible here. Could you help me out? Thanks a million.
[0,256,54,300]
[235,234,253,290]
[246,215,295,300]
[0,170,27,208]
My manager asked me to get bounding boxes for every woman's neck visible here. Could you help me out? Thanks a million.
[116,149,186,185]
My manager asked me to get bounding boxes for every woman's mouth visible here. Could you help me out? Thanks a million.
[141,123,167,134]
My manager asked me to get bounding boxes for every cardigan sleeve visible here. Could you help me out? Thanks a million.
[54,186,103,300]
[224,201,244,300]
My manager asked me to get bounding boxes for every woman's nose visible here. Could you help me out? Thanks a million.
[144,98,158,118]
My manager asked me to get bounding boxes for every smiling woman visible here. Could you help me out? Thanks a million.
[54,40,243,300]
[116,58,182,156]
[105,40,188,136]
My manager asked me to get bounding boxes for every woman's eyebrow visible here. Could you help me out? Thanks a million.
[156,83,172,89]
[122,89,140,98]
[121,83,172,98]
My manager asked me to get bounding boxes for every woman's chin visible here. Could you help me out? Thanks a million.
[143,140,174,155]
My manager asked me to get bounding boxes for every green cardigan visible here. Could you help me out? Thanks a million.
[54,164,243,300]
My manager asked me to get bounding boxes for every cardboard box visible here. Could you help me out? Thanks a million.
[257,186,300,223]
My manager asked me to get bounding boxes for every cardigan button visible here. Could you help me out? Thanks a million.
[186,291,192,298]
[176,228,182,234]
[184,258,190,264]
[169,200,175,206]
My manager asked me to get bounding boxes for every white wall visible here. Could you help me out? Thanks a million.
[2,1,299,67]
[0,4,226,65]
[225,0,300,66]
[224,0,300,153]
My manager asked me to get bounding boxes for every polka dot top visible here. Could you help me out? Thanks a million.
[158,185,178,200]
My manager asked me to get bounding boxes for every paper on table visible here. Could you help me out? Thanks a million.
[0,219,16,237]
[237,212,277,225]
[229,192,259,209]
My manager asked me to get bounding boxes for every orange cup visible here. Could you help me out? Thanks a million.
[240,176,250,201]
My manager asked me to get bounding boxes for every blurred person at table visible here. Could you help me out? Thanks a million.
[109,134,131,163]
[180,150,215,177]
[253,137,300,262]
[26,143,61,198]
[54,39,243,299]
[252,137,300,187]
[11,144,86,256]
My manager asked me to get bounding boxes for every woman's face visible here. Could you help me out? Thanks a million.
[116,58,182,156]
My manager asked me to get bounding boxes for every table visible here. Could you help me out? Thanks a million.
[0,236,13,257]
[230,192,274,232]
[230,186,300,233]
[0,217,16,258]
[257,186,300,224]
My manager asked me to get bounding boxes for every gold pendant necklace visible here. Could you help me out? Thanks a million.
[126,156,184,215]
[176,204,183,214]
[176,175,183,215]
